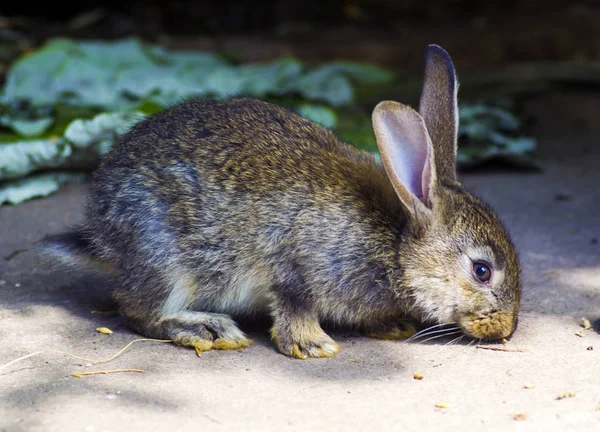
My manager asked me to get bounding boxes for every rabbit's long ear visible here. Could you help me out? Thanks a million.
[372,101,435,219]
[419,44,459,182]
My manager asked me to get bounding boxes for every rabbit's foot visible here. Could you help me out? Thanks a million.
[158,311,253,352]
[363,320,418,340]
[213,338,254,350]
[271,317,340,359]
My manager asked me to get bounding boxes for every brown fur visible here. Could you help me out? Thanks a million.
[42,45,521,358]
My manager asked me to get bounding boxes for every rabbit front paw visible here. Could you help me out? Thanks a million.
[363,320,419,340]
[271,316,340,359]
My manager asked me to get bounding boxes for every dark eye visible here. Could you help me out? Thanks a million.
[473,262,492,283]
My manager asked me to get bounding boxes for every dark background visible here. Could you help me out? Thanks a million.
[2,1,600,151]
[2,1,600,71]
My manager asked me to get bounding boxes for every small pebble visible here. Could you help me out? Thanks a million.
[85,362,92,367]
[0,280,6,285]
[14,283,21,287]
[554,193,573,201]
[581,317,592,329]
[587,346,593,351]
[413,373,424,380]
[105,393,117,400]
[513,412,528,421]
[523,383,536,389]
[556,391,576,400]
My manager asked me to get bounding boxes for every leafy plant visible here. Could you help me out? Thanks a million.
[0,38,536,205]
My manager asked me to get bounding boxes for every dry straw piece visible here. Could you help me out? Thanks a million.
[72,368,145,378]
[556,391,576,400]
[0,338,173,374]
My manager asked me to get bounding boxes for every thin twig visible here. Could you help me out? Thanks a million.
[476,345,527,352]
[72,368,145,378]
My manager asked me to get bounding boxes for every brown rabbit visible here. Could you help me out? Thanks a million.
[44,45,521,358]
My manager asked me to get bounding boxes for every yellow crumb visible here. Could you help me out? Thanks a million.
[581,317,592,329]
[513,412,527,421]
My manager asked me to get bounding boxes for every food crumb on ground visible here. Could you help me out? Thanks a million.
[580,317,592,329]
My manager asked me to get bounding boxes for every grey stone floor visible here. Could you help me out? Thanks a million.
[1,104,599,431]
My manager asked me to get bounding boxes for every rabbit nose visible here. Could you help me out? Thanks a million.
[458,310,517,340]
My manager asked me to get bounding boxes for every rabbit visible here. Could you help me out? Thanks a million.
[43,44,521,359]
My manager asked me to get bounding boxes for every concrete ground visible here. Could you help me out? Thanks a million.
[1,93,599,431]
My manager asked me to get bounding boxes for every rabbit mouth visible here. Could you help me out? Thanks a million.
[457,310,518,340]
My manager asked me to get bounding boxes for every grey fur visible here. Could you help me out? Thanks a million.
[42,45,521,358]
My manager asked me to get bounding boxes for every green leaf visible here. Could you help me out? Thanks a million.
[7,117,54,137]
[0,171,87,205]
[0,138,72,180]
[295,104,337,129]
[457,102,537,168]
[459,104,520,131]
[0,37,227,109]
[317,62,395,85]
[293,69,354,106]
[63,111,145,165]
[336,113,378,153]
[236,59,304,97]
[0,38,539,205]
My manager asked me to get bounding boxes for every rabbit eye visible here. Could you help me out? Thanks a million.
[473,262,492,283]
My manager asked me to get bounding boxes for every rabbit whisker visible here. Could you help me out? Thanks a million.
[444,335,465,346]
[419,330,463,344]
[406,323,451,339]
[405,327,461,344]
[466,338,480,348]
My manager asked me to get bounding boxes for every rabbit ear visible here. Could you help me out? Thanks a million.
[419,44,459,182]
[372,101,435,219]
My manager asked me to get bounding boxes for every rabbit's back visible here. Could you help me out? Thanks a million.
[85,98,404,318]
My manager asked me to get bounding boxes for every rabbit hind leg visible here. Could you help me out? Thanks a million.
[115,268,253,352]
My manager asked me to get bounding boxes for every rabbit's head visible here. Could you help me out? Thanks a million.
[373,45,521,340]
